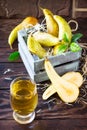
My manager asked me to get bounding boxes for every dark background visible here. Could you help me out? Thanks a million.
[0,0,87,19]
[0,0,87,47]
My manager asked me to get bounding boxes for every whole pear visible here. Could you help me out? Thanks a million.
[27,34,47,59]
[8,17,38,49]
[54,15,72,43]
[33,31,61,47]
[42,8,59,37]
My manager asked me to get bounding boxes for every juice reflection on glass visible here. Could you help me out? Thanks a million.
[10,76,38,124]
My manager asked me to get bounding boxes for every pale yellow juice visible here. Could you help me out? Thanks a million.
[10,79,38,115]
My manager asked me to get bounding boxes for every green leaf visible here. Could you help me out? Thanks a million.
[70,42,82,52]
[57,44,68,55]
[71,33,83,42]
[63,33,70,43]
[8,51,20,61]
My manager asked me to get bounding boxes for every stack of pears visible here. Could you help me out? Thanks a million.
[27,8,72,58]
[8,8,72,58]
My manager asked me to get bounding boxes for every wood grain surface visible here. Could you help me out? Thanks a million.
[0,18,87,130]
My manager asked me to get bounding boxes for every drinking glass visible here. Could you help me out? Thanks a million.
[10,76,38,124]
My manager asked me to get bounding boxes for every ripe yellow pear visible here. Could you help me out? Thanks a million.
[54,15,72,43]
[43,71,83,100]
[44,58,79,103]
[33,31,61,47]
[42,8,59,37]
[53,42,68,55]
[27,34,47,59]
[8,17,38,49]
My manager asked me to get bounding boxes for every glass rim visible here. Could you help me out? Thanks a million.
[10,75,36,86]
[10,75,37,97]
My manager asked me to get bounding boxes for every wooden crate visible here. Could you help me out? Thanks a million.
[18,30,82,83]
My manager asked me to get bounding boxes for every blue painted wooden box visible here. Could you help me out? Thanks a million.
[18,30,82,83]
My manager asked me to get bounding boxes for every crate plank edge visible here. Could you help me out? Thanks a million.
[18,30,82,83]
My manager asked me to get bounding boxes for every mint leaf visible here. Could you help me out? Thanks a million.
[8,51,20,61]
[70,42,82,52]
[57,44,68,55]
[63,33,70,43]
[71,33,83,42]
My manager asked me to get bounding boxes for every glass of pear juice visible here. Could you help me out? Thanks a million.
[10,76,38,124]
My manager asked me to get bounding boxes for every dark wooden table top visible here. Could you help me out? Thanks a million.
[0,18,87,130]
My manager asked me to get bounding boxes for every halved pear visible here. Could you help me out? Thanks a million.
[44,59,79,103]
[43,71,83,100]
[62,71,83,87]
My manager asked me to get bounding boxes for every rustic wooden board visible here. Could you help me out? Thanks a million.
[0,47,22,62]
[0,18,87,130]
[0,119,87,130]
[0,62,28,89]
[0,89,12,119]
[0,81,87,120]
[0,19,22,48]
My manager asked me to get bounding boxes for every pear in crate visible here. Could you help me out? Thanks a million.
[42,8,59,37]
[54,15,72,43]
[53,43,68,55]
[27,34,47,59]
[33,31,61,47]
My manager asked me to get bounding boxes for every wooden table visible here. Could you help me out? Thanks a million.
[0,18,87,130]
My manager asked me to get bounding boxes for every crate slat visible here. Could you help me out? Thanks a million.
[18,30,82,83]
